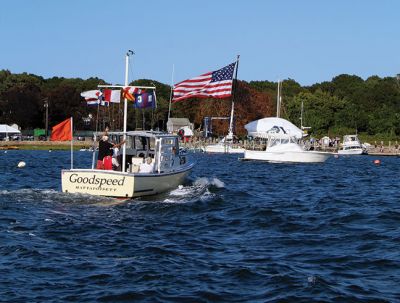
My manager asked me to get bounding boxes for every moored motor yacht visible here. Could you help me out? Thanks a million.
[243,132,332,163]
[338,135,366,155]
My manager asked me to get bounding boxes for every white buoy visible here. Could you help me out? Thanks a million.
[17,161,26,168]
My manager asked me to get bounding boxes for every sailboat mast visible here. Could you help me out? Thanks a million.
[167,64,174,125]
[300,100,304,129]
[276,80,281,118]
[227,55,240,140]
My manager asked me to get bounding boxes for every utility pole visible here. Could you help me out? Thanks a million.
[43,97,49,140]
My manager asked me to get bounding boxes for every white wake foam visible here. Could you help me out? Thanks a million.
[162,177,224,204]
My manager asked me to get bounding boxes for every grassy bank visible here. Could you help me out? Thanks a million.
[0,140,93,151]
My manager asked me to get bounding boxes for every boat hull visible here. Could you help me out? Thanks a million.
[337,149,364,155]
[61,165,193,198]
[243,150,331,163]
[205,144,245,154]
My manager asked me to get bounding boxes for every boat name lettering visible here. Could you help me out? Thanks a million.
[69,174,125,188]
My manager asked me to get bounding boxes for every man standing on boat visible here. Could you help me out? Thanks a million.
[97,128,125,169]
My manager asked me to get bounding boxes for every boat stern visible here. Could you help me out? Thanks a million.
[61,169,135,198]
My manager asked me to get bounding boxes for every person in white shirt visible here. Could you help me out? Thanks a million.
[139,157,154,173]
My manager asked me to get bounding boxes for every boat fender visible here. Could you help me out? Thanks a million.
[180,156,186,165]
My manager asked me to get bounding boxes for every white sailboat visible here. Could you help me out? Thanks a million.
[204,57,245,154]
[61,52,194,198]
[203,111,245,154]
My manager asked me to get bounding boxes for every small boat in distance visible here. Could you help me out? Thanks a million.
[338,135,367,155]
[204,135,245,154]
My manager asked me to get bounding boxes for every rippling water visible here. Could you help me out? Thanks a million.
[0,150,399,302]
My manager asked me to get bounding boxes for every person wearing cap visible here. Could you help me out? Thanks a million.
[96,128,125,169]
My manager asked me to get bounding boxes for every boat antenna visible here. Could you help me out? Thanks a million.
[167,63,174,132]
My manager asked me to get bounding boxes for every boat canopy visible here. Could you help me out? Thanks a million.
[244,117,303,139]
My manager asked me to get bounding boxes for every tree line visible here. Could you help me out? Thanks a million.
[1,69,399,139]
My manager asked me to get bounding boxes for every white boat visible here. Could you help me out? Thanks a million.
[338,135,366,155]
[205,135,245,154]
[243,117,332,163]
[62,131,194,198]
[204,58,244,154]
[61,52,194,198]
[243,133,332,163]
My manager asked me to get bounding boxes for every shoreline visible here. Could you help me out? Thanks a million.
[0,140,93,150]
[1,140,400,156]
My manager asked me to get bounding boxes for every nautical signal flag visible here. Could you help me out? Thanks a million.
[50,118,72,141]
[102,89,121,103]
[81,90,102,105]
[172,62,236,102]
[122,87,138,101]
[134,90,156,109]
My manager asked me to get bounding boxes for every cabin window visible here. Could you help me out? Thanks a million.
[134,136,148,150]
[149,137,156,151]
[125,136,134,149]
[162,138,175,145]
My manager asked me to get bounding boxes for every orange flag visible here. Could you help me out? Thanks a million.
[50,118,72,141]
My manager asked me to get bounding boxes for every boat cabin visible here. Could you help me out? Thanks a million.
[101,131,185,174]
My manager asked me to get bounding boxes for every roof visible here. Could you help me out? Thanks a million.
[167,118,191,126]
[0,124,21,134]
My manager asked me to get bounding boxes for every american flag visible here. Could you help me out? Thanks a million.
[173,62,236,102]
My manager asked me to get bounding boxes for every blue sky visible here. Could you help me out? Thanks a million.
[1,0,399,86]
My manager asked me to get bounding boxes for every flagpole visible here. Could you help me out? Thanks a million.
[227,55,240,140]
[122,50,134,172]
[167,64,174,132]
[70,117,74,169]
[152,86,157,129]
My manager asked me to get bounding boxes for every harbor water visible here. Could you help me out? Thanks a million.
[0,150,399,302]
